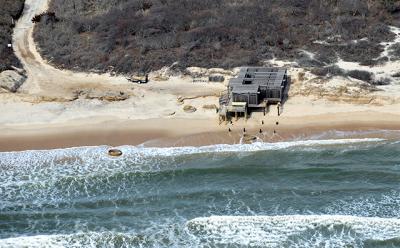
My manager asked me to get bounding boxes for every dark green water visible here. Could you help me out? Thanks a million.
[1,138,400,247]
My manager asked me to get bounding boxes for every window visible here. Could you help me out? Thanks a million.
[243,79,252,84]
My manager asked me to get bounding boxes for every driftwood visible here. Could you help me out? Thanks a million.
[108,149,122,157]
[202,104,217,110]
[127,74,149,84]
[208,75,225,82]
[183,105,197,113]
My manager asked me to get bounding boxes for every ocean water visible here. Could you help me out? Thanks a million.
[1,137,400,247]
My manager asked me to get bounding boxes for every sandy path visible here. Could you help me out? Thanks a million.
[12,0,225,101]
[12,0,134,100]
[3,0,225,137]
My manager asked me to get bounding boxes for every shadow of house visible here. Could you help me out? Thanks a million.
[281,75,291,104]
[278,75,292,115]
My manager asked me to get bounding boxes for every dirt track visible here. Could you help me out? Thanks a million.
[12,0,137,100]
[11,0,225,102]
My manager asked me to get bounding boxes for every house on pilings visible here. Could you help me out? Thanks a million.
[219,67,288,121]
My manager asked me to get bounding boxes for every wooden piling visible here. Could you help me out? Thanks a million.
[277,102,281,116]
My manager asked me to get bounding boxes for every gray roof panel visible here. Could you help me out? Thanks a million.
[228,67,287,91]
[232,84,259,94]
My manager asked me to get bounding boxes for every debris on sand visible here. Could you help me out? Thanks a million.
[242,134,257,143]
[164,111,176,116]
[183,105,197,113]
[202,104,217,110]
[0,70,26,92]
[108,149,122,157]
[73,90,130,102]
[177,96,185,105]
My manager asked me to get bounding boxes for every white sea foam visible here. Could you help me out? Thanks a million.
[187,215,400,247]
[0,137,386,165]
[131,138,386,157]
[4,214,399,247]
[0,232,141,248]
[0,137,389,210]
[326,190,400,218]
[0,229,193,248]
[0,138,398,247]
[0,235,68,248]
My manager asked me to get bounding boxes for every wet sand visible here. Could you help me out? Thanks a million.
[1,111,399,152]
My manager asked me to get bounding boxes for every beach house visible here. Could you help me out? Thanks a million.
[219,67,288,120]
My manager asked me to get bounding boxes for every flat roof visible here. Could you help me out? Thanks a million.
[240,67,286,73]
[230,67,287,89]
[232,84,259,94]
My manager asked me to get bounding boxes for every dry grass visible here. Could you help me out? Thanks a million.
[0,0,25,72]
[183,105,197,113]
[34,0,398,74]
[202,104,217,110]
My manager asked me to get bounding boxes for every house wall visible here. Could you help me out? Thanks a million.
[232,93,259,105]
[233,93,248,103]
[264,89,282,102]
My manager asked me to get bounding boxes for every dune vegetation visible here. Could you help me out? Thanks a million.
[34,0,400,76]
[0,0,25,72]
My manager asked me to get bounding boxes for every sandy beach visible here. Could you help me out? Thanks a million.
[1,108,399,152]
[1,0,399,152]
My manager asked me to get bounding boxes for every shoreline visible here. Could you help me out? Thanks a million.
[1,111,400,152]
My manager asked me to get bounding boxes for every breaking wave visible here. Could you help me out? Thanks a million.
[0,137,386,167]
[1,137,399,247]
[0,232,172,248]
[2,214,400,247]
[187,215,400,247]
[0,138,389,211]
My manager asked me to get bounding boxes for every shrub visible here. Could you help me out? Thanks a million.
[33,0,400,74]
[334,41,384,63]
[383,0,400,13]
[295,51,325,68]
[388,43,400,60]
[208,75,225,82]
[347,70,373,82]
[311,66,345,77]
[372,77,391,85]
[0,0,25,72]
[32,12,58,24]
